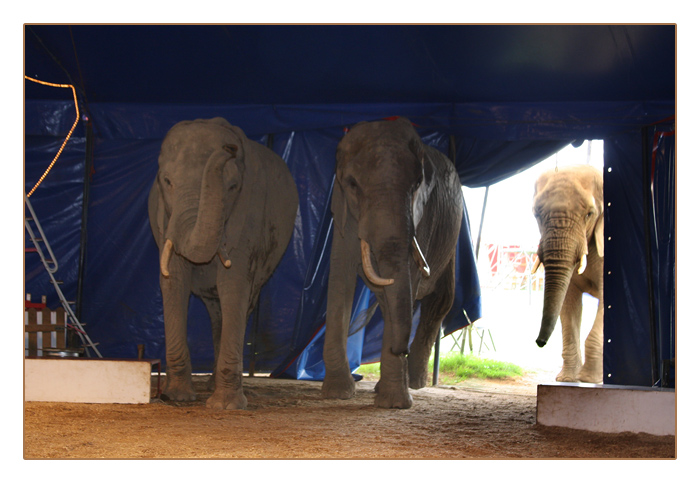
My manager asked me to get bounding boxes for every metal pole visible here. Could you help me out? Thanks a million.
[432,329,441,386]
[641,127,660,386]
[466,190,490,355]
[73,117,93,348]
[475,186,489,260]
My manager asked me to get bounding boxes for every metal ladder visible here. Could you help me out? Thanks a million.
[25,194,102,357]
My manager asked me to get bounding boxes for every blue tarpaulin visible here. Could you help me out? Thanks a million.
[24,25,675,386]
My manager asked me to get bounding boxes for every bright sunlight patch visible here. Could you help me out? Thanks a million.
[355,353,522,385]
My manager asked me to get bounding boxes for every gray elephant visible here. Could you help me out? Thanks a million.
[148,117,298,409]
[322,117,463,409]
[532,164,604,383]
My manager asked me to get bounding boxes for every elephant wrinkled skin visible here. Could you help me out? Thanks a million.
[532,165,604,383]
[148,117,298,409]
[322,117,463,409]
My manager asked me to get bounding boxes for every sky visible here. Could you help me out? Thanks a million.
[462,140,605,250]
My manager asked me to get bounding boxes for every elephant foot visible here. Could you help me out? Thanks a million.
[163,375,197,402]
[206,374,216,392]
[555,367,581,383]
[206,387,247,410]
[408,371,428,390]
[578,363,603,384]
[321,372,356,399]
[408,359,429,390]
[374,384,413,409]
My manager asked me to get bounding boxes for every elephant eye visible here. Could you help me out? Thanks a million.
[586,211,594,219]
[345,175,360,191]
[162,175,172,188]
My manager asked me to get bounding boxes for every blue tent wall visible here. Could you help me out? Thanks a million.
[25,100,675,385]
[649,126,676,386]
[24,103,484,375]
[25,115,86,314]
[603,121,676,387]
[24,25,675,386]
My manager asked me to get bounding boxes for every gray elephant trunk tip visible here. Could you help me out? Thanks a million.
[536,338,547,348]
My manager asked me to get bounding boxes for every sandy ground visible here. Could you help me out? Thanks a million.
[22,292,676,461]
[23,370,674,460]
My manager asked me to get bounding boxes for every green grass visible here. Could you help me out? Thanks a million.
[431,352,523,384]
[355,352,522,385]
[356,361,382,379]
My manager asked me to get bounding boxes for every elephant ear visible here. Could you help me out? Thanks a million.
[592,168,604,258]
[594,211,604,258]
[148,178,168,250]
[409,139,435,230]
[330,176,347,237]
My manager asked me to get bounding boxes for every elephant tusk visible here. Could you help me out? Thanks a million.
[160,239,174,278]
[360,239,394,286]
[412,236,431,278]
[531,255,541,274]
[217,250,232,269]
[578,254,587,275]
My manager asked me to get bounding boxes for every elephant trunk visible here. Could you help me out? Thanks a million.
[181,152,230,263]
[536,261,575,347]
[358,206,414,356]
[165,150,230,270]
[382,266,413,356]
[535,228,583,347]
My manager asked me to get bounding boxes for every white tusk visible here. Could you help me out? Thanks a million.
[218,250,232,269]
[160,239,174,278]
[531,255,541,274]
[360,239,394,286]
[412,236,430,277]
[578,254,587,275]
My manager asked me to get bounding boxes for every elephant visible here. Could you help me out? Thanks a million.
[532,164,604,383]
[148,117,298,409]
[321,117,463,409]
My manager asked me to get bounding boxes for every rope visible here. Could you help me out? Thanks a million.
[25,76,80,197]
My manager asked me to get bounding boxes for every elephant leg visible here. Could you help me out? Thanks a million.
[322,230,359,400]
[578,299,604,383]
[206,277,251,410]
[201,296,222,392]
[408,258,456,389]
[375,317,412,409]
[160,265,196,401]
[556,288,583,382]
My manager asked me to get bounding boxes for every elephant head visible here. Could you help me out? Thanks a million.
[532,165,604,347]
[333,118,434,355]
[155,118,246,276]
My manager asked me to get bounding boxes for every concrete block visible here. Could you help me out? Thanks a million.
[537,383,675,436]
[25,358,157,404]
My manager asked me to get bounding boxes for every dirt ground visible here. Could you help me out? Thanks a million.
[23,370,675,460]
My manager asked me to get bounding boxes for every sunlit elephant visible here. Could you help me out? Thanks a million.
[148,117,298,409]
[532,164,604,383]
[322,117,463,409]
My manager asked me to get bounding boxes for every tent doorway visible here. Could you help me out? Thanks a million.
[447,141,604,383]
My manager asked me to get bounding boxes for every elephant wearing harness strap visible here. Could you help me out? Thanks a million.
[322,118,463,409]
